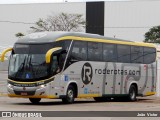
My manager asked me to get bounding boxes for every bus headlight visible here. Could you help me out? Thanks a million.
[39,85,45,88]
[38,85,46,89]
[8,84,13,89]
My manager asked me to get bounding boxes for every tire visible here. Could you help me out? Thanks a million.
[94,97,109,102]
[29,98,41,104]
[62,85,75,104]
[128,85,137,101]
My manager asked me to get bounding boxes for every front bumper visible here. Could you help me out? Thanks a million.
[7,84,57,99]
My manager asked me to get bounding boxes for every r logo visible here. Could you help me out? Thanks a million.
[81,62,93,85]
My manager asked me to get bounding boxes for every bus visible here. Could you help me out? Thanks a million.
[0,32,157,104]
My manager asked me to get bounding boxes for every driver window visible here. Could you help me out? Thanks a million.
[58,52,67,71]
[51,56,59,74]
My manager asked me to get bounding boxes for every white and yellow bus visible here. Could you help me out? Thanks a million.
[0,32,157,104]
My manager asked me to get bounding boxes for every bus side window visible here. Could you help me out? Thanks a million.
[70,41,87,61]
[88,42,102,61]
[143,47,156,64]
[117,45,131,63]
[131,46,143,63]
[103,43,117,62]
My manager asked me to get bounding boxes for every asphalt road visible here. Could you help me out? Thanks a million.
[0,71,160,120]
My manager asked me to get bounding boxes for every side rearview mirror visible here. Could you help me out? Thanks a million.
[0,48,12,62]
[45,47,62,63]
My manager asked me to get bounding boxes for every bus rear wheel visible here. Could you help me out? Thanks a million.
[62,85,75,104]
[29,98,41,104]
[128,85,137,101]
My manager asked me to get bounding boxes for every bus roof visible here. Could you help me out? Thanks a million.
[16,31,155,48]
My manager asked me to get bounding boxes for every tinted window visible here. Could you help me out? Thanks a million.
[14,44,52,54]
[103,43,117,62]
[14,44,29,54]
[88,42,102,61]
[131,46,143,63]
[14,41,71,54]
[51,40,71,51]
[117,45,130,63]
[70,41,87,61]
[29,44,52,54]
[144,47,156,64]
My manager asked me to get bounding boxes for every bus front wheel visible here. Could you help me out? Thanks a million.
[29,98,41,104]
[62,85,75,104]
[128,85,137,101]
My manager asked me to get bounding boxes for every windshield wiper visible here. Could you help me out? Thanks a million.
[15,56,26,78]
[28,55,36,79]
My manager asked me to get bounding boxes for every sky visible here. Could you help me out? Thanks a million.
[0,0,130,4]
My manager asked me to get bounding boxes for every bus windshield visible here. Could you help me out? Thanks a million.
[9,54,49,82]
[8,41,70,82]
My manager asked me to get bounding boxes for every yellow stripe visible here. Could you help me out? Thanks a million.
[8,94,58,99]
[45,47,62,63]
[56,36,155,48]
[145,92,155,96]
[0,48,12,62]
[8,75,55,84]
[77,94,100,98]
[0,93,7,96]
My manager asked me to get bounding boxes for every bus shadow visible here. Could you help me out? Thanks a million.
[13,100,97,106]
[105,97,152,102]
[12,98,152,106]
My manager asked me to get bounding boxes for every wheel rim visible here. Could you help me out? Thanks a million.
[68,89,73,99]
[130,89,135,100]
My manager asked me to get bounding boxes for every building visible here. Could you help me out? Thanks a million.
[0,0,160,47]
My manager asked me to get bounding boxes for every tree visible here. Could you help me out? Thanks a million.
[15,32,24,38]
[30,12,86,32]
[144,26,160,43]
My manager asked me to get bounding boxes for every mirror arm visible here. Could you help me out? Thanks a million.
[0,48,12,62]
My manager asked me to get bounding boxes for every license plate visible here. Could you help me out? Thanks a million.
[21,92,28,96]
